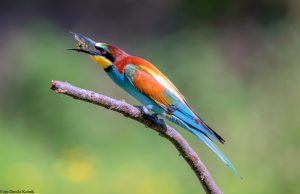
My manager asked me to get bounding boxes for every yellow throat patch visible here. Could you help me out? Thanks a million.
[91,55,112,69]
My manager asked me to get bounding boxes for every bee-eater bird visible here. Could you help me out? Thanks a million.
[69,32,240,176]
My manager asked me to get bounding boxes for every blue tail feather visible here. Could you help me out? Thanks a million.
[165,114,241,177]
[173,110,221,141]
[165,92,225,143]
[192,129,242,177]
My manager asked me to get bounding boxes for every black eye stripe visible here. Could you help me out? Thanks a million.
[103,51,115,63]
[95,46,104,52]
[95,47,115,63]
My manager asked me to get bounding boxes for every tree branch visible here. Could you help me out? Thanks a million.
[50,80,223,194]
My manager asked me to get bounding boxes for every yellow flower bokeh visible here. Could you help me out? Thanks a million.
[54,146,97,183]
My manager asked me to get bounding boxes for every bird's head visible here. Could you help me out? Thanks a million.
[68,32,127,70]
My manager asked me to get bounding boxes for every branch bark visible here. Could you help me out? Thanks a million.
[50,80,223,194]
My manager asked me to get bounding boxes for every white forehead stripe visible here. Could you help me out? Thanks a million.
[95,42,103,47]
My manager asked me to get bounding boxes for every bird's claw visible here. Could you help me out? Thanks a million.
[155,118,167,129]
[135,106,166,128]
[151,113,159,120]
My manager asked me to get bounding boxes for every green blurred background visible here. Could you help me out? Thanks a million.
[0,0,299,193]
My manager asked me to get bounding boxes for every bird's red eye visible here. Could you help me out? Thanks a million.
[101,50,107,55]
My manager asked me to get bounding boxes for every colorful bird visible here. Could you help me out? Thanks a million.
[69,32,240,176]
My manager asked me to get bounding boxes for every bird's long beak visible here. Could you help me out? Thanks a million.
[67,32,99,55]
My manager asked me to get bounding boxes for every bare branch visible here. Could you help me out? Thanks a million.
[50,80,223,194]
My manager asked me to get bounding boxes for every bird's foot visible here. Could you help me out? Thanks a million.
[134,105,150,114]
[135,105,166,128]
[155,118,167,129]
[134,105,157,120]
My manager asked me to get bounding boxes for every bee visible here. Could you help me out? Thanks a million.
[74,34,89,49]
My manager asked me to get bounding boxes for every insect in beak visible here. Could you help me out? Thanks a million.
[67,32,99,56]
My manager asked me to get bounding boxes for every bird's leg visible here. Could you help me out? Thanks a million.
[144,105,167,128]
[134,105,156,119]
[134,105,151,114]
[134,105,166,128]
[134,105,155,117]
